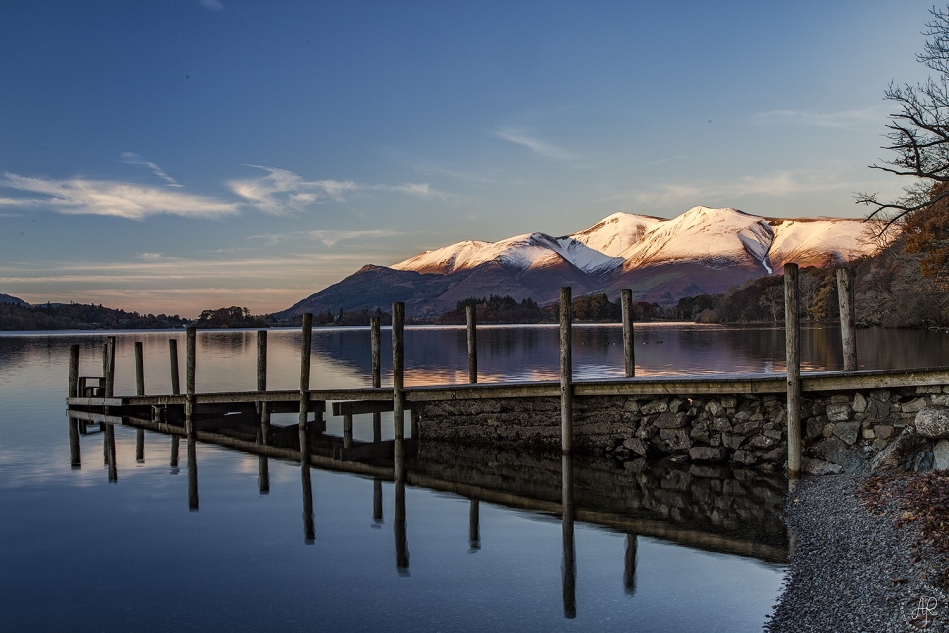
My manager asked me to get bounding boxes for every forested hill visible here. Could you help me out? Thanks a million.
[0,302,188,331]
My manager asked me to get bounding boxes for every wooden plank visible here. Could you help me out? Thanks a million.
[332,400,412,416]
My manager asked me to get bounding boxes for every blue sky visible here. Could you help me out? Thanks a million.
[0,0,937,316]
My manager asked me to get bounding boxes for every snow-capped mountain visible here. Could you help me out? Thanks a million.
[276,206,876,319]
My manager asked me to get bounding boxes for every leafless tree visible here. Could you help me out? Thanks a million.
[758,286,784,321]
[856,6,949,230]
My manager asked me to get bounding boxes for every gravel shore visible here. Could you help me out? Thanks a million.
[766,474,949,632]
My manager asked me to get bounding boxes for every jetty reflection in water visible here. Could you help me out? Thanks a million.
[64,408,789,625]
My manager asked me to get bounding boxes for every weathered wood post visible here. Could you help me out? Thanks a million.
[187,437,198,511]
[103,336,116,398]
[560,287,573,455]
[562,454,576,619]
[621,289,635,378]
[134,341,145,396]
[185,326,196,438]
[371,316,382,443]
[68,345,81,468]
[373,477,384,526]
[68,344,80,398]
[169,339,180,463]
[168,339,181,395]
[836,267,857,372]
[392,302,406,476]
[257,330,269,442]
[784,263,802,477]
[298,313,313,453]
[624,534,638,595]
[469,499,481,551]
[466,305,478,383]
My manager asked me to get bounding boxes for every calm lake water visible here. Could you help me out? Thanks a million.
[2,323,947,632]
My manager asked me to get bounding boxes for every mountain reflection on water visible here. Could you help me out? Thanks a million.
[6,325,946,631]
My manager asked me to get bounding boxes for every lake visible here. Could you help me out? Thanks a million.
[3,323,947,632]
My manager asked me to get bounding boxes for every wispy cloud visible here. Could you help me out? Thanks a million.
[120,152,182,187]
[138,252,164,261]
[229,165,457,214]
[604,169,852,207]
[0,172,240,220]
[249,229,402,247]
[492,127,578,161]
[200,0,224,11]
[752,106,884,130]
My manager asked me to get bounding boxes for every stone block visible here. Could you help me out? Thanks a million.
[871,427,931,474]
[917,386,944,394]
[623,400,640,412]
[934,440,949,470]
[852,392,868,413]
[622,437,652,457]
[640,399,669,415]
[654,411,689,429]
[764,429,782,440]
[862,428,876,440]
[711,416,732,432]
[914,406,949,438]
[689,446,724,462]
[822,424,834,438]
[706,400,724,417]
[734,409,751,421]
[750,434,777,449]
[826,404,853,422]
[668,398,688,413]
[874,425,894,440]
[932,395,949,406]
[721,396,737,408]
[659,428,690,452]
[722,433,745,449]
[731,449,756,465]
[832,421,860,446]
[902,398,930,413]
[830,394,852,404]
[732,420,761,435]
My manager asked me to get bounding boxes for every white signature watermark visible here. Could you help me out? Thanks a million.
[902,594,939,629]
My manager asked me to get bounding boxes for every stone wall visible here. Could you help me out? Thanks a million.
[414,384,949,475]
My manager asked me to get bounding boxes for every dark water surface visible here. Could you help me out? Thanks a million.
[2,324,946,632]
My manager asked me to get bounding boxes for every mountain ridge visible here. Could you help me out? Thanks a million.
[275,206,875,320]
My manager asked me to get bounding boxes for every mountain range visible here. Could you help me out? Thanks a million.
[275,206,875,320]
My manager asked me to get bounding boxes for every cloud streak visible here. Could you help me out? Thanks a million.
[120,152,182,187]
[200,0,224,11]
[752,106,885,130]
[229,165,456,214]
[249,229,402,247]
[492,127,577,160]
[0,172,240,220]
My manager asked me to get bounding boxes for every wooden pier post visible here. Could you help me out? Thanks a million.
[392,302,405,476]
[560,287,573,455]
[371,316,382,443]
[469,499,481,551]
[784,263,802,477]
[103,336,116,398]
[373,477,384,526]
[562,454,576,619]
[187,437,198,511]
[621,289,635,378]
[134,341,145,396]
[624,534,638,595]
[186,326,196,438]
[68,344,80,398]
[168,339,181,395]
[298,314,313,434]
[836,267,857,372]
[257,330,269,440]
[466,305,478,383]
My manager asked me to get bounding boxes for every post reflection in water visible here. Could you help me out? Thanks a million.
[68,417,80,469]
[624,534,638,595]
[135,429,145,464]
[301,461,315,544]
[104,424,117,483]
[562,454,576,620]
[468,499,480,552]
[187,437,198,511]
[258,455,270,495]
[394,478,409,576]
[372,478,383,528]
[169,436,179,474]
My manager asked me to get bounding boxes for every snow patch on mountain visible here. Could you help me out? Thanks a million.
[567,212,665,257]
[768,218,870,268]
